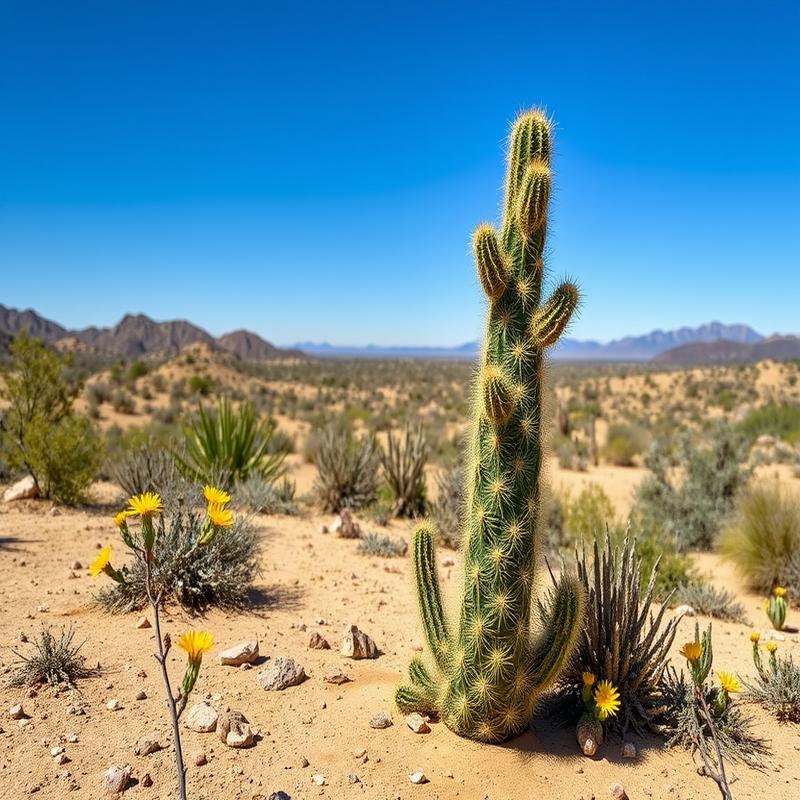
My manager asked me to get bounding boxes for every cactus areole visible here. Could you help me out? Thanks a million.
[395,109,585,743]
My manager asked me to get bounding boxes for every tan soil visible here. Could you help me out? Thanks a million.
[1,487,799,800]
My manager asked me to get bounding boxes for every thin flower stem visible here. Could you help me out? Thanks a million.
[145,555,188,800]
[695,686,734,800]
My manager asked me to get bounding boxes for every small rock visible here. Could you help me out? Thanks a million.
[674,604,695,618]
[319,524,329,534]
[18,718,32,729]
[311,774,326,786]
[406,713,430,734]
[348,772,360,784]
[269,793,291,800]
[610,783,628,800]
[314,618,327,625]
[219,640,259,666]
[9,704,26,720]
[441,557,455,567]
[106,699,121,711]
[369,712,392,729]
[55,753,70,765]
[103,765,131,794]
[192,751,208,766]
[352,748,367,758]
[409,770,428,785]
[341,624,378,659]
[66,733,79,743]
[211,692,223,702]
[324,670,351,685]
[332,508,360,539]
[185,702,218,733]
[622,742,637,759]
[50,506,61,516]
[135,691,147,701]
[217,708,254,748]
[51,746,64,756]
[70,560,82,570]
[307,632,330,650]
[300,756,309,768]
[141,773,153,788]
[135,616,151,629]
[3,475,38,503]
[257,657,307,691]
[134,735,162,756]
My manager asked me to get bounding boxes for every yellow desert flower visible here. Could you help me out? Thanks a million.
[582,671,596,686]
[127,491,163,519]
[766,641,778,654]
[178,630,214,664]
[207,503,234,528]
[89,545,113,577]
[718,672,742,694]
[749,631,761,643]
[114,509,133,528]
[680,641,702,662]
[204,485,231,507]
[593,680,621,721]
[774,587,787,598]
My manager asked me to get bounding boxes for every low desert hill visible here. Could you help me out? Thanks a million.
[655,335,800,365]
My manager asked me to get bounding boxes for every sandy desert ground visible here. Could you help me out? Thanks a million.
[1,474,799,800]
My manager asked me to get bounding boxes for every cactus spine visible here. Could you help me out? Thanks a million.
[395,109,585,743]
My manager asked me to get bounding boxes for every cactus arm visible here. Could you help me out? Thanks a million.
[531,282,579,348]
[528,574,585,689]
[474,224,509,302]
[395,684,437,714]
[412,524,451,670]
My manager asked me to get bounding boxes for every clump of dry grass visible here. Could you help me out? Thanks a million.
[10,626,95,687]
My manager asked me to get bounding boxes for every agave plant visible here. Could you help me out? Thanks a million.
[558,534,679,735]
[380,423,427,517]
[174,397,285,487]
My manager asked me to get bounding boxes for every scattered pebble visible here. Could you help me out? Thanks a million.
[300,756,309,768]
[324,670,351,685]
[141,773,153,788]
[610,783,628,800]
[257,657,307,691]
[70,560,82,571]
[135,616,151,629]
[9,704,26,720]
[622,742,637,759]
[219,640,259,666]
[307,632,330,650]
[311,773,326,786]
[341,624,378,659]
[409,770,428,785]
[192,751,208,766]
[406,713,430,734]
[369,712,392,729]
[103,765,131,794]
[135,690,147,701]
[217,708,255,748]
[134,735,162,756]
[348,772,360,784]
[185,702,218,733]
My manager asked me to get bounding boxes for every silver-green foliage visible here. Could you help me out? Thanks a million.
[380,423,427,517]
[675,582,748,624]
[11,625,94,687]
[312,424,379,512]
[358,532,408,558]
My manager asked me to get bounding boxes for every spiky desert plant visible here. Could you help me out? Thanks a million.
[358,532,409,558]
[395,109,585,743]
[174,397,285,487]
[112,443,180,497]
[747,639,800,723]
[10,625,94,687]
[765,586,788,630]
[380,423,428,517]
[675,582,749,624]
[432,458,465,549]
[312,424,379,512]
[559,535,679,735]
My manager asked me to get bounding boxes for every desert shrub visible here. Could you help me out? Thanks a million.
[562,483,617,544]
[431,459,464,549]
[10,626,94,687]
[238,475,298,515]
[0,332,102,502]
[311,424,379,512]
[675,582,748,624]
[111,444,180,497]
[111,387,135,414]
[556,535,679,735]
[602,424,648,466]
[97,498,260,612]
[188,373,215,396]
[747,646,800,724]
[126,360,149,383]
[738,403,800,445]
[540,491,566,554]
[380,423,427,517]
[627,524,695,600]
[555,435,589,471]
[660,665,769,766]
[86,381,112,405]
[719,484,800,596]
[22,414,104,504]
[175,397,285,487]
[357,532,408,558]
[632,422,749,550]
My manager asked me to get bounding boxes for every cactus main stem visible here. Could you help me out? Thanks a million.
[396,109,585,743]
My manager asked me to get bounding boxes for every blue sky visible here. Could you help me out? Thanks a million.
[1,1,798,346]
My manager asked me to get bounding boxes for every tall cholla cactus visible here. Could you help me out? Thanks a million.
[395,109,585,743]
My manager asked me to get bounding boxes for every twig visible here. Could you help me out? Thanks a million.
[694,687,734,800]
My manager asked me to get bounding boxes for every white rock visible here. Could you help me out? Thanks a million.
[18,718,32,729]
[409,770,428,784]
[341,624,378,659]
[55,753,70,765]
[369,711,392,729]
[185,702,218,733]
[9,704,26,720]
[257,657,307,690]
[134,735,162,756]
[217,708,254,748]
[674,604,695,618]
[50,746,64,756]
[311,774,326,786]
[622,742,637,759]
[103,764,131,794]
[219,640,259,666]
[3,475,38,503]
[135,616,151,629]
[106,699,122,711]
[406,713,430,734]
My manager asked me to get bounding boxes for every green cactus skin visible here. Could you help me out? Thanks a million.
[395,109,585,743]
[767,593,787,630]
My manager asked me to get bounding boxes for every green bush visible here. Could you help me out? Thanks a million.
[175,397,285,487]
[0,333,101,503]
[562,483,617,544]
[719,484,800,595]
[380,423,427,517]
[738,403,800,445]
[602,424,648,466]
[431,459,463,549]
[632,422,749,550]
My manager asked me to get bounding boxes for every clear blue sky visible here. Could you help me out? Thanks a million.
[1,1,798,346]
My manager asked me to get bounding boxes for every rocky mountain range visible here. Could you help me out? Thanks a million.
[653,335,800,365]
[0,304,303,361]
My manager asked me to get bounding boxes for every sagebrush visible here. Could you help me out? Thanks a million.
[11,626,94,687]
[312,424,379,512]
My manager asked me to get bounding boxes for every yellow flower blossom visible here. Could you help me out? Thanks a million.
[774,587,786,598]
[680,641,702,662]
[204,485,231,507]
[718,671,742,694]
[178,630,214,663]
[127,492,163,519]
[749,631,761,643]
[766,641,778,654]
[114,509,133,528]
[89,545,113,577]
[582,671,596,686]
[207,503,234,528]
[593,680,621,721]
